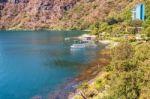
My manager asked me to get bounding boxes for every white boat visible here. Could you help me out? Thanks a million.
[64,37,70,41]
[70,44,86,49]
[70,40,97,50]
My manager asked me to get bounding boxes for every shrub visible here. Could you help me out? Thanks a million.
[111,60,137,72]
[129,20,143,27]
[134,43,150,61]
[107,72,140,99]
[111,43,134,61]
[78,82,89,90]
[107,18,119,25]
[144,27,150,37]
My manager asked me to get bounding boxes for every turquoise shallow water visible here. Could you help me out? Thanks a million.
[0,31,99,99]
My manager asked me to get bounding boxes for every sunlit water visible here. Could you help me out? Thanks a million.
[0,31,100,99]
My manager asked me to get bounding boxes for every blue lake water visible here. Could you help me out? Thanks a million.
[0,31,99,99]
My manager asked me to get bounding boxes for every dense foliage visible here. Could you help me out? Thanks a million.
[74,42,150,99]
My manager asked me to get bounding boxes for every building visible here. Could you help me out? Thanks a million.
[132,3,145,21]
[78,34,96,41]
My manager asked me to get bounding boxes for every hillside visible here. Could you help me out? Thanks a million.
[0,0,146,30]
[61,0,134,30]
[0,0,79,30]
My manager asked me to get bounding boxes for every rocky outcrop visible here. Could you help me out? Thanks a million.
[0,0,79,29]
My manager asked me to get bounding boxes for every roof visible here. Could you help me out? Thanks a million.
[80,34,96,38]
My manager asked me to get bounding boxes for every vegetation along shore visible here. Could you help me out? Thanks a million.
[69,41,150,99]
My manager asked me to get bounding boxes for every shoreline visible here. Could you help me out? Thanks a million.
[67,40,118,99]
[68,47,111,99]
[47,41,115,99]
[0,28,90,32]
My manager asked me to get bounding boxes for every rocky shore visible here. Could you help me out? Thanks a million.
[68,50,111,99]
[47,41,116,99]
[67,40,119,99]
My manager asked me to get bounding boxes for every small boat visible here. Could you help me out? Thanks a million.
[70,44,86,49]
[70,40,97,50]
[70,40,86,50]
[64,37,70,41]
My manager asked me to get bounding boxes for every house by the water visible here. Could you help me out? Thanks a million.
[132,3,145,21]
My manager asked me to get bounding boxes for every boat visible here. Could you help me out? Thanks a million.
[64,37,70,41]
[70,40,85,50]
[70,43,86,49]
[70,40,97,50]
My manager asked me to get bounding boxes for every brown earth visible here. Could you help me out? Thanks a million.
[0,0,141,30]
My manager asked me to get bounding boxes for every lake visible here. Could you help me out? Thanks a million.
[0,31,100,99]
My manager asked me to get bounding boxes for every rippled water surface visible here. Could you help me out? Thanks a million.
[0,31,99,99]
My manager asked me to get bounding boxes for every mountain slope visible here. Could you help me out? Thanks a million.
[0,0,145,30]
[0,0,79,29]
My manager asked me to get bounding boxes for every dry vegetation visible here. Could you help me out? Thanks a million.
[0,0,146,30]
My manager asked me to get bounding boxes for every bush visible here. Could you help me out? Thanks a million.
[107,72,140,99]
[111,43,134,61]
[111,60,137,72]
[94,79,105,91]
[129,20,143,27]
[107,18,119,25]
[144,27,150,37]
[78,82,89,90]
[134,43,150,61]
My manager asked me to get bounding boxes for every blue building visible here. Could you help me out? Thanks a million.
[132,3,145,21]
